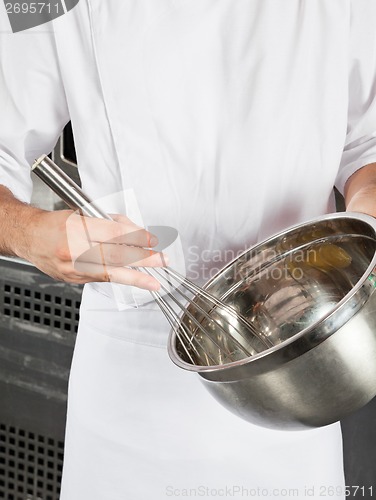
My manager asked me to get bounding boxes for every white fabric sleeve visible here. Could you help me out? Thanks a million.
[0,5,69,203]
[335,0,376,194]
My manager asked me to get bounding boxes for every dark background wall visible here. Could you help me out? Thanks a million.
[335,189,376,495]
[341,399,376,495]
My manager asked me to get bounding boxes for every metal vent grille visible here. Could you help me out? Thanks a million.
[0,257,83,499]
[2,283,80,335]
[0,422,63,500]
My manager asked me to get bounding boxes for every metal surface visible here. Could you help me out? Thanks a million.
[0,256,82,499]
[0,422,64,500]
[31,131,79,212]
[168,213,376,429]
[32,155,105,219]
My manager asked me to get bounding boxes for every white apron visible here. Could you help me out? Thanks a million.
[1,1,376,498]
[61,291,344,500]
[61,286,345,500]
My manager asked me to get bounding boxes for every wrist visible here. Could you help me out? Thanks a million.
[346,185,376,217]
[13,204,46,261]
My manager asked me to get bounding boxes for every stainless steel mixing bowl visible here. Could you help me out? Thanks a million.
[168,212,376,430]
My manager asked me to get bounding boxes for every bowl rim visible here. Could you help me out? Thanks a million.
[167,211,376,372]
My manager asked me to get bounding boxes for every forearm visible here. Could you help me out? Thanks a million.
[0,185,43,259]
[0,184,164,289]
[344,163,376,216]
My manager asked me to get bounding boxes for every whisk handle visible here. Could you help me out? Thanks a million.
[32,155,113,221]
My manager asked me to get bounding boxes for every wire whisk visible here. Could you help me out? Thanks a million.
[32,155,273,366]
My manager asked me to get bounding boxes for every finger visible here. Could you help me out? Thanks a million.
[72,242,169,267]
[110,214,160,247]
[72,262,161,291]
[66,213,158,247]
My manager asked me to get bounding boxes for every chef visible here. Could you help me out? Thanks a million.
[1,1,376,499]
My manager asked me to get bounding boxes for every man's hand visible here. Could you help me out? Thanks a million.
[0,186,165,290]
[345,163,376,216]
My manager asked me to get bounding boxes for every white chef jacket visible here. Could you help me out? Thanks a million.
[1,1,376,499]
